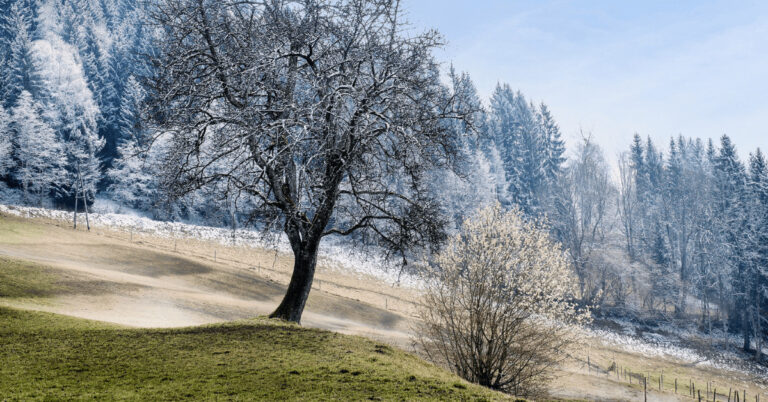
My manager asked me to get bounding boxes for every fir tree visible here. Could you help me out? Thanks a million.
[538,102,565,183]
[11,91,67,205]
[2,2,36,107]
[0,105,11,178]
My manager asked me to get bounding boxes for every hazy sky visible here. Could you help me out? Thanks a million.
[403,0,768,160]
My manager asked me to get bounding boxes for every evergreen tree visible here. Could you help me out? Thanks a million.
[487,84,548,216]
[538,102,566,184]
[2,1,37,108]
[649,229,675,312]
[107,137,157,211]
[11,91,67,205]
[746,149,768,359]
[712,134,749,350]
[0,105,11,178]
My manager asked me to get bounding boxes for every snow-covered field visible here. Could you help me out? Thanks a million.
[0,202,424,289]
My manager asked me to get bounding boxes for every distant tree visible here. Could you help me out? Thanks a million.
[417,204,590,397]
[617,151,638,260]
[746,149,768,360]
[30,33,104,223]
[538,102,565,184]
[2,1,37,107]
[712,135,749,350]
[648,229,675,312]
[551,135,616,304]
[116,76,147,147]
[108,137,158,212]
[11,91,67,204]
[0,105,12,178]
[487,85,547,215]
[148,0,475,323]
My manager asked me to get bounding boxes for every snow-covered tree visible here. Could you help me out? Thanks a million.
[746,149,768,360]
[31,34,104,210]
[551,135,616,304]
[538,102,566,184]
[107,74,164,213]
[149,0,475,323]
[107,137,158,212]
[11,91,66,204]
[2,1,37,107]
[0,105,12,178]
[487,84,548,215]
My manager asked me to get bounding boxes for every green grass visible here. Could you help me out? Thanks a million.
[0,214,510,400]
[0,256,62,298]
[0,307,508,401]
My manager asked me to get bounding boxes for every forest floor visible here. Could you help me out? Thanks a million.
[0,208,766,401]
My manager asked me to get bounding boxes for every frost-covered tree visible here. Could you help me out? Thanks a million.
[148,0,474,323]
[11,91,66,204]
[116,76,146,146]
[488,84,548,215]
[745,149,768,359]
[551,135,616,305]
[538,102,566,184]
[108,75,163,212]
[31,34,104,213]
[430,68,493,228]
[108,138,158,212]
[0,105,12,178]
[2,1,37,107]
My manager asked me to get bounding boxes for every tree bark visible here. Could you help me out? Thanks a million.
[269,240,319,323]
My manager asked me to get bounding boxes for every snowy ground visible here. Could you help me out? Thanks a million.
[586,317,768,382]
[0,202,424,289]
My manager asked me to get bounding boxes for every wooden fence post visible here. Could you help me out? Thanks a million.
[644,377,647,402]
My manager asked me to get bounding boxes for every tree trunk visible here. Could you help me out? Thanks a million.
[269,240,319,323]
[743,305,752,352]
[73,190,78,229]
[83,189,90,231]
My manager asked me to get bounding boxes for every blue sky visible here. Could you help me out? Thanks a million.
[404,0,768,160]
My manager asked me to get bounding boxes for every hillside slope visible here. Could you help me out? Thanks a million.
[0,306,508,401]
[1,208,766,401]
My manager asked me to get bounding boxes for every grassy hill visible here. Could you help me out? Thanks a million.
[0,256,510,401]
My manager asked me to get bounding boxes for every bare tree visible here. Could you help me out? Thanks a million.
[551,135,616,304]
[417,204,590,397]
[146,0,474,322]
[617,151,637,260]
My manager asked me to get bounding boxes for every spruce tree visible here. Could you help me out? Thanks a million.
[538,102,565,184]
[0,105,11,178]
[11,91,67,205]
[2,2,36,108]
